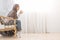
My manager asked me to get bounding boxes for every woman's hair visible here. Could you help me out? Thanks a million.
[13,4,19,11]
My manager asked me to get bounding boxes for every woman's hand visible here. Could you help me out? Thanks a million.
[19,10,23,14]
[17,10,23,17]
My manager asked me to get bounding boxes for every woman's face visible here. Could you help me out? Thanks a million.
[17,6,19,10]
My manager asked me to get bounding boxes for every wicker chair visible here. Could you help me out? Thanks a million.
[0,16,17,37]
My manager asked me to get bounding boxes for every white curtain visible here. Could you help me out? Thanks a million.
[17,0,60,33]
[0,0,14,16]
[13,0,48,33]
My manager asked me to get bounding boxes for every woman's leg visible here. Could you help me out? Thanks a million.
[16,20,21,31]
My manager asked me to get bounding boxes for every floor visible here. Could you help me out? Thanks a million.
[0,33,60,40]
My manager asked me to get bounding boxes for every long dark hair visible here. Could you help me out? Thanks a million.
[13,4,19,12]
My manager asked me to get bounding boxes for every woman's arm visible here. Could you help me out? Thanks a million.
[17,10,23,17]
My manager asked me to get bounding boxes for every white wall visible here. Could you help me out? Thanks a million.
[47,0,60,33]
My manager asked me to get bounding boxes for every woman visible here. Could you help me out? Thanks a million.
[1,4,23,36]
[7,4,23,31]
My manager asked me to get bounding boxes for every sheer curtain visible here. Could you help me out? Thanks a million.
[0,0,14,16]
[13,0,48,33]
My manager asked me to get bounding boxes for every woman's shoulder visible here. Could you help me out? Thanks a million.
[8,10,16,15]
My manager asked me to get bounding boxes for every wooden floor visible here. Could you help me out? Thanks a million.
[0,33,60,40]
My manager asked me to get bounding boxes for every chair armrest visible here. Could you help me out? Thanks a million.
[0,16,16,25]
